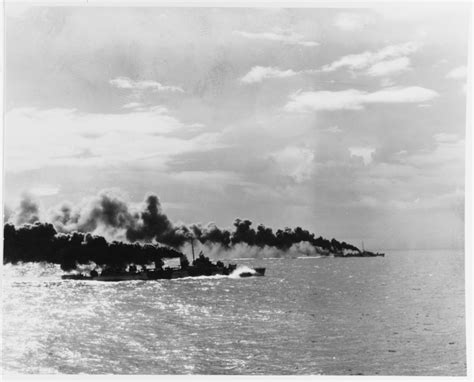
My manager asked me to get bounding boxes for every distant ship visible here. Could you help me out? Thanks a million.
[61,251,265,281]
[333,241,385,257]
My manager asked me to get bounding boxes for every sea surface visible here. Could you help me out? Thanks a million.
[2,249,466,375]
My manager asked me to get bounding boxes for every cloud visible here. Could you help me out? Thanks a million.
[333,13,374,31]
[122,102,143,109]
[233,30,319,47]
[352,134,465,217]
[366,57,411,76]
[285,86,438,112]
[286,89,366,112]
[380,78,396,87]
[322,126,342,134]
[168,171,242,189]
[240,66,321,84]
[4,107,221,172]
[349,147,376,165]
[399,137,464,170]
[109,77,184,92]
[121,103,168,113]
[240,66,300,84]
[54,148,101,160]
[446,66,467,79]
[30,185,61,197]
[240,56,411,85]
[363,86,438,103]
[269,146,315,182]
[434,133,459,143]
[321,42,419,74]
[387,188,464,211]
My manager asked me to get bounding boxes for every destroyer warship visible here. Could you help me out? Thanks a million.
[62,244,265,281]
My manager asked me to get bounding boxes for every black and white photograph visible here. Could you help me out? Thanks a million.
[1,1,471,377]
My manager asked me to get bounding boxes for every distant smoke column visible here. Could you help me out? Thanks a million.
[126,194,183,246]
[11,194,40,225]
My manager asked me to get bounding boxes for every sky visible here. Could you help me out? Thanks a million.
[3,4,469,250]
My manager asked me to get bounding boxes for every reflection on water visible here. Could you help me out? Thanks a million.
[2,250,466,375]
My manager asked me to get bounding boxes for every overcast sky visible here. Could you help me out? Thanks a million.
[3,5,469,250]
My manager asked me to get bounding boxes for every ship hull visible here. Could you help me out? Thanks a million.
[62,267,266,281]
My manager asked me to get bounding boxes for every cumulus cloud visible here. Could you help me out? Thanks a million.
[333,12,374,31]
[286,89,366,112]
[363,86,438,103]
[240,66,320,84]
[240,56,410,84]
[446,65,467,79]
[284,86,438,112]
[321,42,419,74]
[349,147,376,165]
[270,146,315,182]
[240,66,299,84]
[109,77,184,92]
[366,57,412,76]
[233,30,319,47]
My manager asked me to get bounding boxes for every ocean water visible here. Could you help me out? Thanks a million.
[2,250,466,375]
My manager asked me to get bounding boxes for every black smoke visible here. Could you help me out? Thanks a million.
[45,191,191,248]
[3,190,361,269]
[191,222,231,247]
[3,222,183,271]
[190,218,359,253]
[125,194,191,247]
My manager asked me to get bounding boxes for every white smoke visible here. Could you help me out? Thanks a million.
[179,240,326,261]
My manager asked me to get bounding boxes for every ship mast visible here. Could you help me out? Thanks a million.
[191,238,195,262]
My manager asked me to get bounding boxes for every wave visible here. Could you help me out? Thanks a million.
[2,262,263,283]
[229,265,258,279]
[296,256,323,259]
[2,262,64,281]
[169,274,229,281]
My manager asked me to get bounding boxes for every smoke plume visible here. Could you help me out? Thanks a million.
[125,194,192,247]
[49,190,135,236]
[47,190,192,247]
[4,189,362,269]
[8,193,41,226]
[3,222,183,271]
